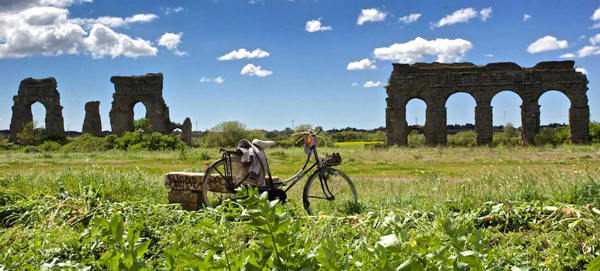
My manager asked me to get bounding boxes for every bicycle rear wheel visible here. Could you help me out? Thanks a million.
[302,167,357,216]
[202,158,236,208]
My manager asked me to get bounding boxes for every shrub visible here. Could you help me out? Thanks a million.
[16,122,42,146]
[38,141,61,152]
[200,121,252,148]
[447,131,475,147]
[134,118,152,133]
[40,133,67,145]
[23,146,40,153]
[114,131,182,151]
[61,134,114,152]
[590,122,600,143]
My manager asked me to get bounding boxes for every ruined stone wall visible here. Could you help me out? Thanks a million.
[386,61,589,146]
[9,77,65,142]
[109,73,192,145]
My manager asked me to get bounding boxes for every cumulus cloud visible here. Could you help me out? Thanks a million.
[0,0,92,11]
[305,18,332,32]
[347,58,377,70]
[576,66,588,75]
[0,5,158,59]
[164,7,185,15]
[560,46,600,58]
[241,64,272,77]
[73,13,159,29]
[200,76,225,83]
[479,7,492,22]
[158,32,187,56]
[218,48,269,60]
[431,8,477,28]
[523,14,532,22]
[357,8,387,25]
[527,36,568,54]
[590,33,600,45]
[363,81,382,88]
[398,13,421,24]
[351,83,358,87]
[430,7,492,28]
[158,32,182,50]
[593,7,600,21]
[373,37,473,63]
[81,24,157,59]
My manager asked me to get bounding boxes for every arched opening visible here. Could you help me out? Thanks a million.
[31,102,46,132]
[405,98,427,147]
[133,102,149,132]
[446,92,476,146]
[537,90,571,145]
[491,91,522,146]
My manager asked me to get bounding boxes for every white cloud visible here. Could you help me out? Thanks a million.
[479,7,492,22]
[158,32,187,56]
[523,14,532,22]
[158,32,183,50]
[214,76,224,84]
[576,66,588,75]
[81,24,157,59]
[347,58,377,70]
[73,13,159,29]
[218,48,269,60]
[592,7,600,21]
[363,81,382,88]
[351,83,358,87]
[592,23,600,29]
[173,50,188,56]
[373,37,473,63]
[0,0,92,11]
[527,36,568,54]
[164,7,185,15]
[201,76,225,83]
[590,33,600,45]
[431,7,478,28]
[562,46,600,58]
[559,53,576,58]
[484,54,494,57]
[357,8,387,25]
[0,5,158,59]
[398,13,421,24]
[241,64,272,77]
[305,18,332,32]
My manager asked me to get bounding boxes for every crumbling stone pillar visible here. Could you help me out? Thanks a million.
[475,104,493,145]
[569,104,590,144]
[430,103,446,146]
[521,103,540,145]
[182,118,192,145]
[9,77,64,142]
[82,101,102,136]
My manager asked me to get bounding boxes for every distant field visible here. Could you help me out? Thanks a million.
[2,145,600,269]
[334,141,384,147]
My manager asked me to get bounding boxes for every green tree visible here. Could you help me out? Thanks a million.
[295,124,313,132]
[503,122,518,138]
[201,121,249,148]
[16,121,43,146]
[134,118,152,133]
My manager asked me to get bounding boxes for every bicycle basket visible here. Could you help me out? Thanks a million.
[322,152,342,166]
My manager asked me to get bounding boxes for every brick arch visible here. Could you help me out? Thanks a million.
[9,77,65,142]
[385,61,589,146]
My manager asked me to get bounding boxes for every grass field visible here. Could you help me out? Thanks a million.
[2,145,600,269]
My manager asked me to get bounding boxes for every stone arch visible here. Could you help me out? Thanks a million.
[536,89,588,144]
[445,92,477,143]
[9,77,65,142]
[109,73,192,145]
[386,61,589,146]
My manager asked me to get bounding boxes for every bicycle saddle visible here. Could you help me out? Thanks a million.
[252,139,276,149]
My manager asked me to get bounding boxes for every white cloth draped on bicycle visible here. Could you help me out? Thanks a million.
[237,139,268,186]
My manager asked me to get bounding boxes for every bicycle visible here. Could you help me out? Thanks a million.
[202,126,357,215]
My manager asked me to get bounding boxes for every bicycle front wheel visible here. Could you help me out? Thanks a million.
[302,167,357,216]
[202,158,236,208]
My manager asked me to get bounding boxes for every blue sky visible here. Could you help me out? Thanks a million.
[0,0,599,131]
